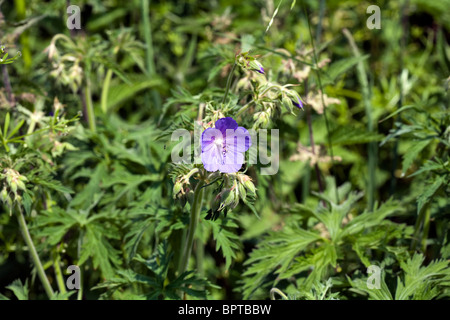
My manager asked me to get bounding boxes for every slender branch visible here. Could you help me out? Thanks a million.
[16,205,54,299]
[101,69,113,114]
[342,28,376,211]
[178,180,205,278]
[222,63,236,105]
[303,2,339,203]
[53,250,67,297]
[84,78,96,132]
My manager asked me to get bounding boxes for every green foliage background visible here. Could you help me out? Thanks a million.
[0,0,448,300]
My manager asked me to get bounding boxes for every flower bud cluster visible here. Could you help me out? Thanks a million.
[0,168,28,215]
[206,172,257,220]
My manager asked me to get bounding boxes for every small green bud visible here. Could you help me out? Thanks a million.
[244,178,257,195]
[238,182,247,201]
[217,188,232,210]
[282,96,294,114]
[10,181,17,194]
[1,188,8,202]
[17,180,26,191]
[173,181,183,199]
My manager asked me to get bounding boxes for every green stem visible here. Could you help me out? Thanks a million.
[85,79,96,132]
[53,250,67,297]
[16,205,54,299]
[101,69,113,114]
[235,101,253,117]
[342,28,376,211]
[303,3,339,203]
[420,206,431,253]
[196,238,204,278]
[178,180,205,277]
[222,63,236,105]
[14,0,31,70]
[270,288,289,300]
[142,0,155,76]
[77,229,84,300]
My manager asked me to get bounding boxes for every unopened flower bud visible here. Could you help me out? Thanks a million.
[238,182,247,201]
[173,181,183,199]
[1,188,8,202]
[17,180,26,191]
[244,178,256,195]
[10,181,17,194]
[282,96,294,114]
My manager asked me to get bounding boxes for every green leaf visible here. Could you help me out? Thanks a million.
[101,76,162,111]
[51,291,76,300]
[330,126,384,145]
[34,178,74,194]
[416,176,446,215]
[4,112,10,138]
[7,119,25,139]
[401,139,430,174]
[321,55,370,86]
[78,223,121,279]
[395,254,450,300]
[6,279,29,300]
[206,217,242,270]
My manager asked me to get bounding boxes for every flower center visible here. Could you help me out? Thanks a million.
[214,137,223,147]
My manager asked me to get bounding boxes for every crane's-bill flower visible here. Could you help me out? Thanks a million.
[201,117,252,173]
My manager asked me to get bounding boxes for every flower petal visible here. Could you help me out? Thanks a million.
[201,128,223,151]
[215,117,238,136]
[219,151,244,173]
[201,144,223,172]
[224,127,252,153]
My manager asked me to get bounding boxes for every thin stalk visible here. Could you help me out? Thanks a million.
[411,203,431,252]
[141,0,161,111]
[84,79,96,132]
[178,180,205,277]
[14,0,31,70]
[101,69,113,114]
[77,229,84,300]
[16,205,54,299]
[420,206,431,253]
[142,0,155,75]
[342,28,376,211]
[270,288,288,300]
[303,2,339,203]
[222,63,236,105]
[306,105,324,194]
[53,250,67,297]
[302,168,311,203]
[196,238,204,278]
[390,0,409,195]
[304,80,324,196]
[315,0,326,44]
[235,101,253,117]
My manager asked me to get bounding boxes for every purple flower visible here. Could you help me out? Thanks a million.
[201,117,252,173]
[292,95,303,109]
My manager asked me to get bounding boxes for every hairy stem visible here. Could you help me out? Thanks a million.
[178,180,205,278]
[16,205,54,299]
